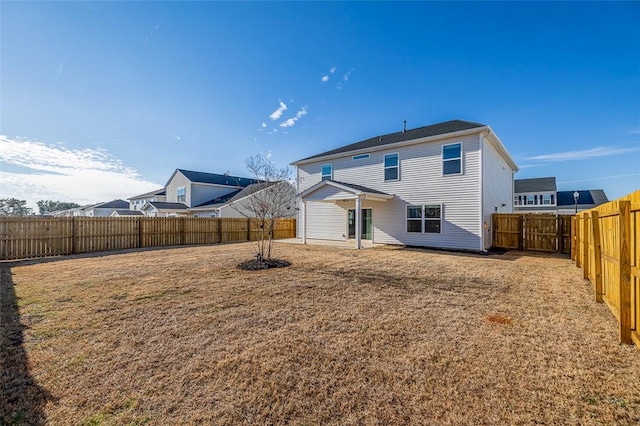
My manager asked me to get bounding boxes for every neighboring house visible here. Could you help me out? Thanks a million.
[128,169,296,218]
[556,189,608,214]
[514,177,608,214]
[128,188,166,211]
[110,210,145,217]
[514,177,558,213]
[77,199,130,217]
[189,181,297,218]
[292,119,518,251]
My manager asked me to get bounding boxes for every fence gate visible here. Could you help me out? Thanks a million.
[492,214,572,254]
[523,214,558,252]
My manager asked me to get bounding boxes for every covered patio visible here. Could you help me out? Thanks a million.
[297,180,394,249]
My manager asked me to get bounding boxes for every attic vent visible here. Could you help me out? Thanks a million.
[402,120,406,133]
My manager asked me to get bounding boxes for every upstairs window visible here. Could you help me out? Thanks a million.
[526,195,534,205]
[177,187,186,203]
[542,194,552,205]
[443,143,462,175]
[384,153,399,181]
[321,164,333,181]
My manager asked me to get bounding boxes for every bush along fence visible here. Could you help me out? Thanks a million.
[0,217,297,261]
[572,190,639,347]
[492,213,572,254]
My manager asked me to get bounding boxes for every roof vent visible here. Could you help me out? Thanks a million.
[378,136,382,141]
[402,120,406,133]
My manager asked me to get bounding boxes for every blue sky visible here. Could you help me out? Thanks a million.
[1,1,639,208]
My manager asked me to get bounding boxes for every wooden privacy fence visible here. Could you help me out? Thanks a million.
[492,213,572,253]
[0,217,297,261]
[573,190,639,347]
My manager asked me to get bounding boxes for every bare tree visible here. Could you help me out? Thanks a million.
[230,154,295,262]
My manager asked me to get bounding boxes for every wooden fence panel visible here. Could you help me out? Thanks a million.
[492,214,522,250]
[0,217,296,260]
[573,190,640,348]
[492,214,572,254]
[0,217,73,260]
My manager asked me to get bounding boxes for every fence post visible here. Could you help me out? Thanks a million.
[181,217,186,245]
[619,200,632,344]
[217,218,222,243]
[71,217,77,254]
[590,211,603,303]
[582,212,589,280]
[138,217,143,248]
[575,215,581,267]
[570,216,576,261]
[247,218,251,242]
[519,215,524,251]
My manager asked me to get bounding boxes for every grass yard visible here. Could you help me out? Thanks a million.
[2,242,640,425]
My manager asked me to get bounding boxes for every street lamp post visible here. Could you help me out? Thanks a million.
[573,191,579,214]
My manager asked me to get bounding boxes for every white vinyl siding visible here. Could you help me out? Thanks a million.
[481,135,516,250]
[298,133,484,250]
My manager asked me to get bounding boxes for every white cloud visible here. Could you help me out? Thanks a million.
[0,135,160,209]
[321,75,329,82]
[525,145,640,162]
[269,101,288,121]
[279,106,308,128]
[330,66,337,74]
[344,71,351,81]
[629,129,640,135]
[261,122,267,128]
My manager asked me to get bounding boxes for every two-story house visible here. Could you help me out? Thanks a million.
[513,177,608,214]
[133,169,264,217]
[292,120,518,251]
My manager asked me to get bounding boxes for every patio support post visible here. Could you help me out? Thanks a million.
[355,196,362,249]
[301,200,307,244]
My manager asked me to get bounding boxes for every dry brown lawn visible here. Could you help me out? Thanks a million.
[2,242,640,425]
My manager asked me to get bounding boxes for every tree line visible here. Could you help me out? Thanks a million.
[0,199,80,216]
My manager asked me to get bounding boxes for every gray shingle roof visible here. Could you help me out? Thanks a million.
[194,182,284,208]
[147,202,189,210]
[113,210,145,216]
[514,177,557,193]
[177,169,259,187]
[128,188,166,200]
[93,199,130,209]
[331,180,391,196]
[294,119,486,163]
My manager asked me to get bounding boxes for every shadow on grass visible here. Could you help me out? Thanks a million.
[0,264,51,425]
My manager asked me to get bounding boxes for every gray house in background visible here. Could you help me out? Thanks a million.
[514,176,608,214]
[128,169,295,218]
[514,177,558,212]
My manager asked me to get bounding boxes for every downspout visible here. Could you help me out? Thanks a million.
[479,132,485,252]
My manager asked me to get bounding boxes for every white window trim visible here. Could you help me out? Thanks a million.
[321,163,333,181]
[442,143,463,176]
[405,204,442,234]
[384,152,400,182]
